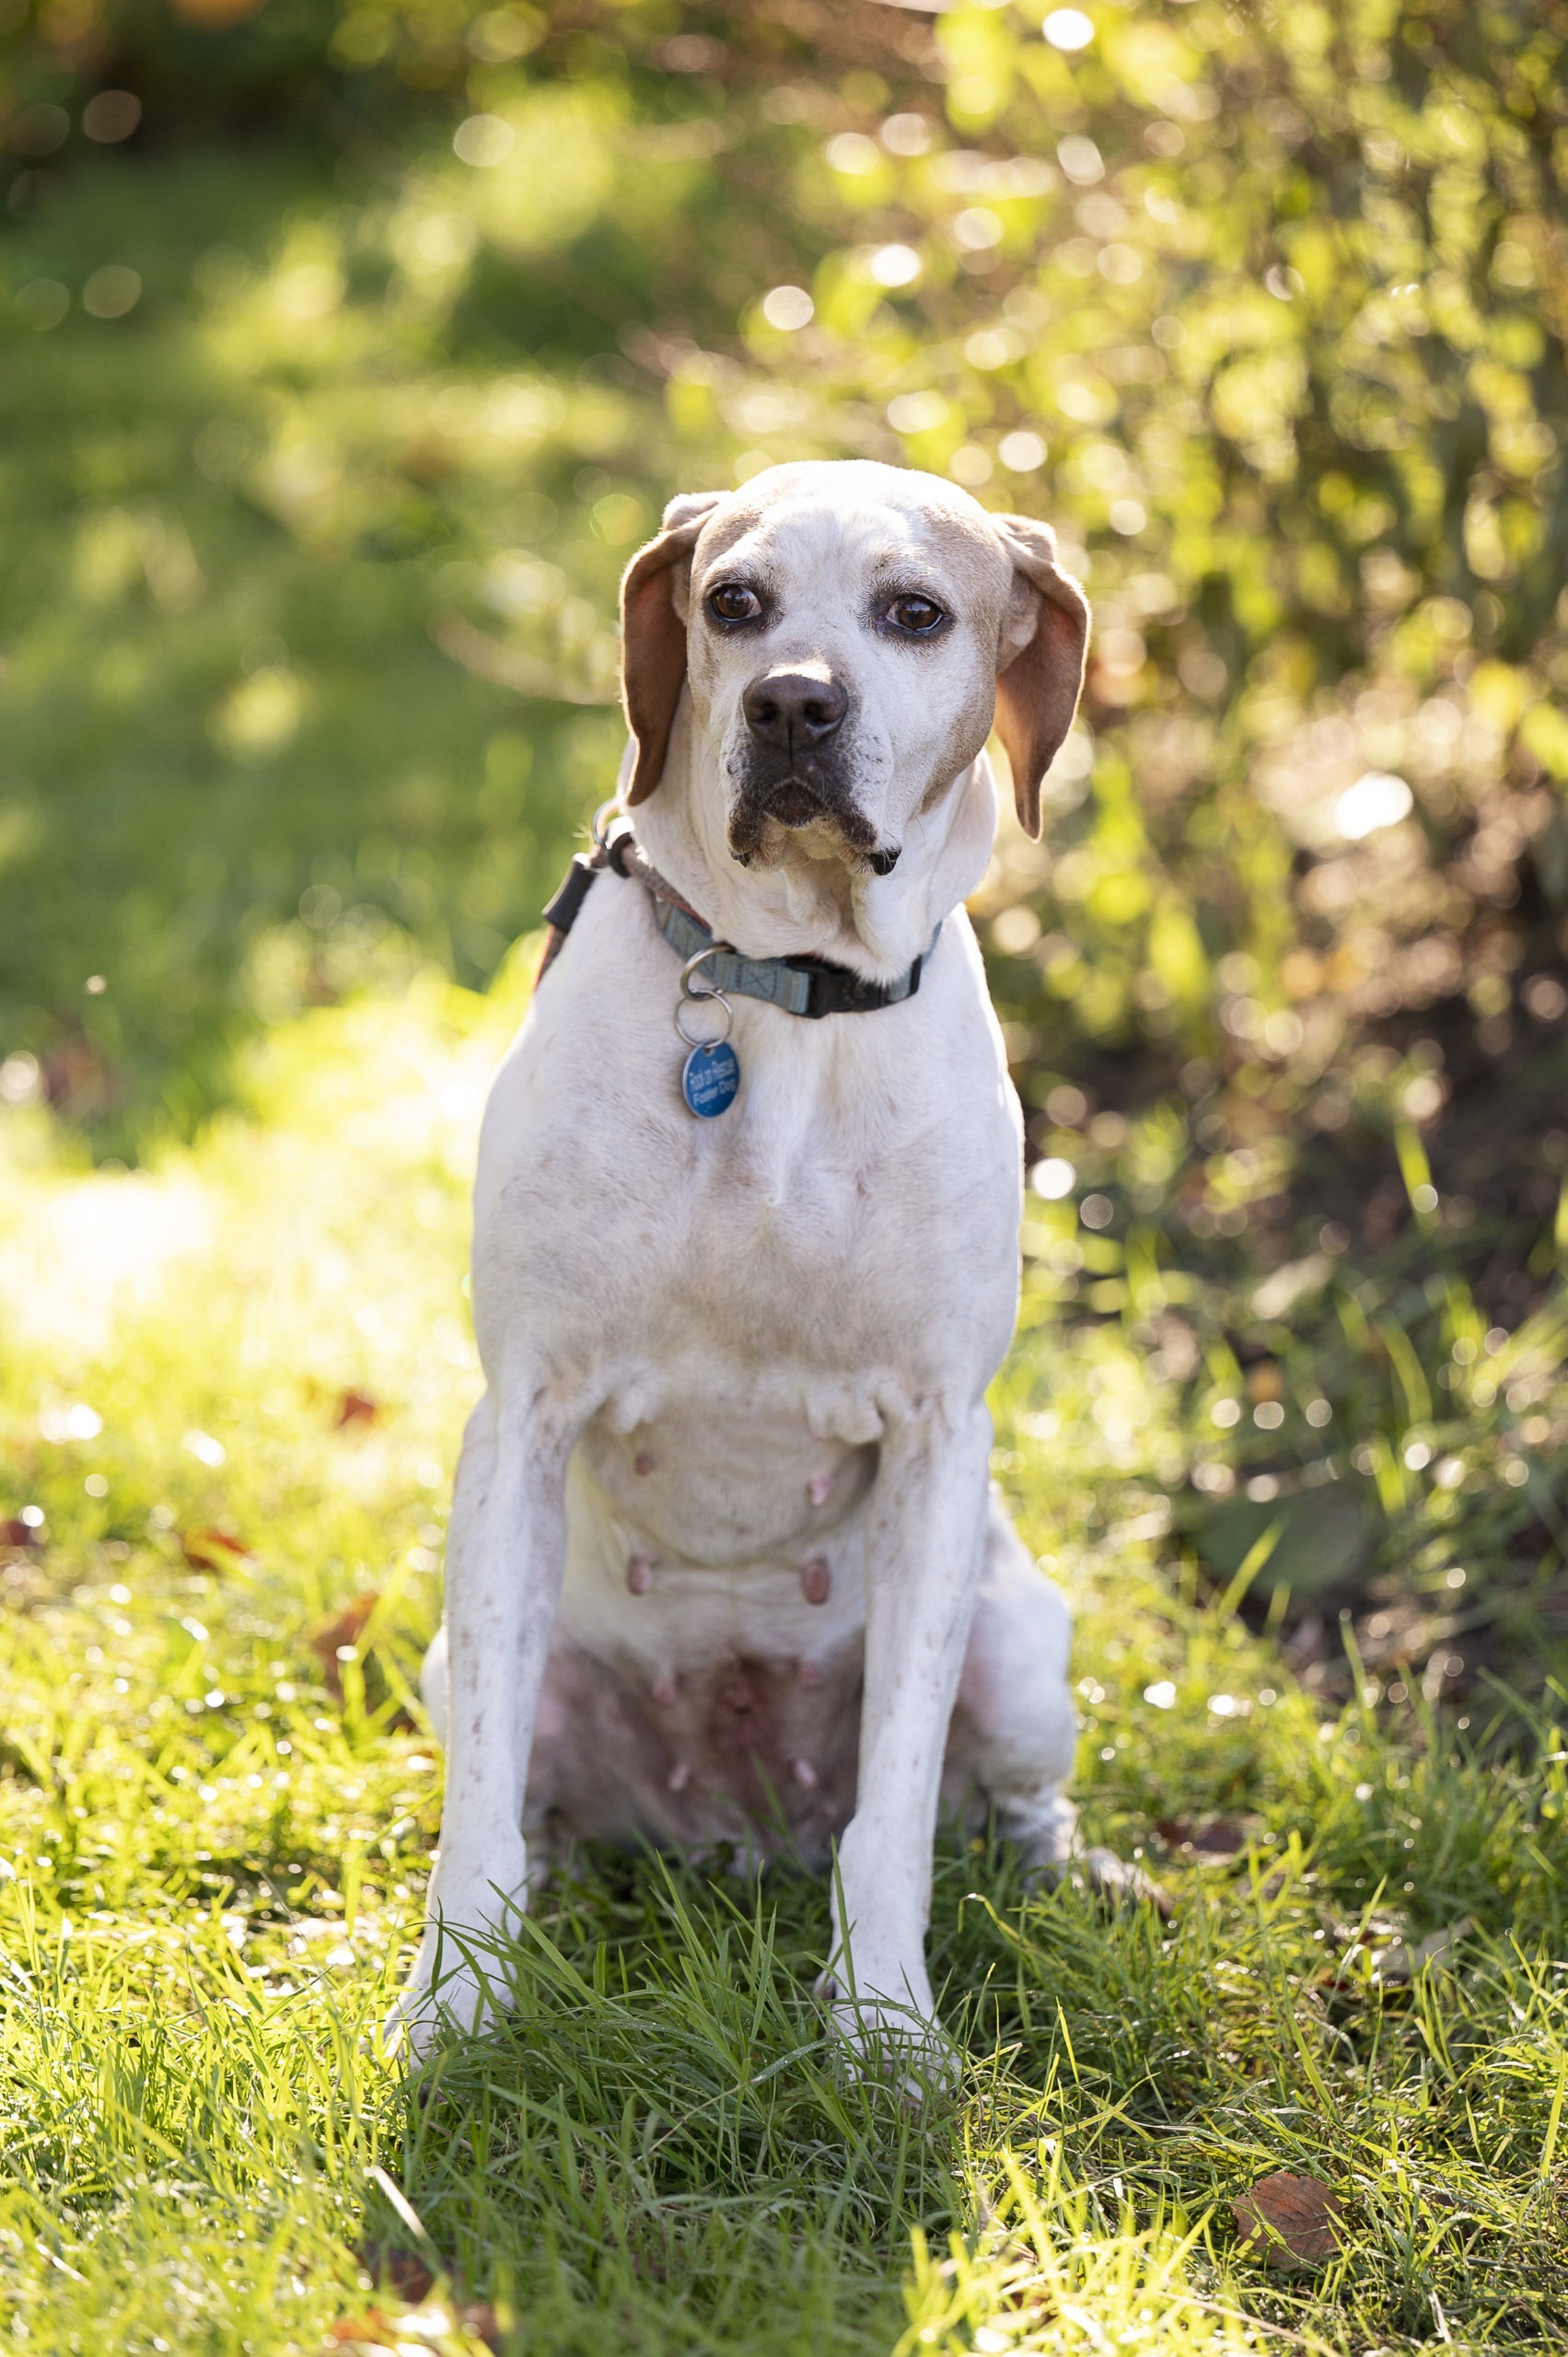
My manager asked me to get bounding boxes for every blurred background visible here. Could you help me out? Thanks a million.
[2,0,1565,1697]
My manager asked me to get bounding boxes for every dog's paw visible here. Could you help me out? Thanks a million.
[381,1957,501,2065]
[380,1978,443,2066]
[812,1971,960,2106]
[380,1866,529,2066]
[1032,1843,1172,1918]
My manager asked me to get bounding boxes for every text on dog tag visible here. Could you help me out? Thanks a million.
[682,1041,740,1119]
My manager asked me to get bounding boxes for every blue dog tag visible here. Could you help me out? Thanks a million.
[682,1040,740,1118]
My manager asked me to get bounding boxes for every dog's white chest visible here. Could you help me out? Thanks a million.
[557,1374,879,1657]
[581,1389,877,1563]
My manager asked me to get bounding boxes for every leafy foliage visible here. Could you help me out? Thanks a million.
[4,0,1566,1137]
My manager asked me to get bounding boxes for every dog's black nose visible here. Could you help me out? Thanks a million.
[742,667,848,749]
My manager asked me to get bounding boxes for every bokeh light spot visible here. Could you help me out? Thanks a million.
[868,243,922,288]
[1334,772,1413,840]
[1030,1157,1075,1201]
[825,133,880,175]
[454,114,516,168]
[17,281,69,331]
[761,284,814,331]
[1044,9,1096,51]
[880,113,932,157]
[887,390,949,435]
[82,266,143,320]
[83,91,143,143]
[998,430,1047,472]
[1057,135,1104,185]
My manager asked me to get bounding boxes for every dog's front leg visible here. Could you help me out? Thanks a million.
[828,1397,991,2088]
[386,1382,576,2060]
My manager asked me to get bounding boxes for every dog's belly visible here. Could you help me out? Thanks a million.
[527,1394,879,1855]
[528,1632,864,1864]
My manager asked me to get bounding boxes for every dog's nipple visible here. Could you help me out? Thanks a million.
[801,1559,831,1606]
[792,1757,819,1790]
[668,1759,692,1794]
[797,1656,821,1688]
[633,1451,655,1476]
[626,1556,654,1594]
[807,1471,833,1507]
[652,1671,677,1705]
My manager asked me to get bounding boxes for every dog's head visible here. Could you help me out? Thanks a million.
[620,459,1089,874]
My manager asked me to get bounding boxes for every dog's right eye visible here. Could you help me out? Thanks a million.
[706,584,764,625]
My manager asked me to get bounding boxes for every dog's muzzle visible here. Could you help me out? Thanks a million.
[729,662,889,867]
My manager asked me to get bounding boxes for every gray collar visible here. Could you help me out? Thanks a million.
[540,820,938,1021]
[646,891,938,1022]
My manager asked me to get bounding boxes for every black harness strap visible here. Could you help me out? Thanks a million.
[535,826,639,983]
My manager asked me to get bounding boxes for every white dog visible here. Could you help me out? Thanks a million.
[389,459,1092,2078]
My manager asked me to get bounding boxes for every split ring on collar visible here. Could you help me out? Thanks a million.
[675,943,734,1051]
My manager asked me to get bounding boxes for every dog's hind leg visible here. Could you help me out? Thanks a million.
[947,1495,1168,1910]
[944,1491,1079,1874]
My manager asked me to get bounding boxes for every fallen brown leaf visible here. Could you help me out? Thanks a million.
[310,1591,379,1695]
[323,2310,394,2348]
[336,1389,378,1430]
[1154,1817,1246,1860]
[985,2229,1056,2327]
[180,1526,255,1572]
[355,2244,433,2305]
[326,2293,501,2352]
[1232,2172,1345,2270]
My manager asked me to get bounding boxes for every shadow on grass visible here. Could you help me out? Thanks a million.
[376,1768,1568,2352]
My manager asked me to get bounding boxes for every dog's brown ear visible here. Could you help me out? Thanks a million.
[620,492,726,804]
[992,516,1090,838]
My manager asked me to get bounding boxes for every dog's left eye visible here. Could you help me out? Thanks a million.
[884,595,947,635]
[707,583,764,625]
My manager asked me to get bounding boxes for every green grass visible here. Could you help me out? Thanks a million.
[3,958,1566,2355]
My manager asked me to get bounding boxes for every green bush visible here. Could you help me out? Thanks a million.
[4,0,1564,1131]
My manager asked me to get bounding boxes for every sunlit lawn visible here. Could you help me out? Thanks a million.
[2,958,1565,2355]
